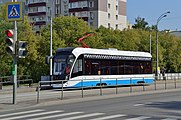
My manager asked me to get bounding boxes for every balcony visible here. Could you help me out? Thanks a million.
[28,2,46,7]
[28,12,46,16]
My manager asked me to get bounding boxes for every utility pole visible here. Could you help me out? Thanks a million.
[50,16,53,80]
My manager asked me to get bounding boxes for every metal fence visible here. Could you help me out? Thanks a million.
[0,75,33,89]
[36,74,181,103]
[1,73,181,104]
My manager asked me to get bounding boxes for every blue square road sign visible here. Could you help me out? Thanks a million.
[6,2,23,21]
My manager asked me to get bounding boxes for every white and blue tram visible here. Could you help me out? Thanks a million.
[53,47,154,88]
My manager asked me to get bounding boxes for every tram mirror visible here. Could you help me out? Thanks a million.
[67,55,74,64]
[45,56,53,64]
[45,56,50,64]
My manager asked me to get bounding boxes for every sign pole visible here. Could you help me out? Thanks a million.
[13,20,17,104]
[12,0,17,105]
[6,0,23,104]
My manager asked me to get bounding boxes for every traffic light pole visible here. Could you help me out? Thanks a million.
[13,20,17,104]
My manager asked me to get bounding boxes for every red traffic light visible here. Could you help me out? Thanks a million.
[5,30,13,37]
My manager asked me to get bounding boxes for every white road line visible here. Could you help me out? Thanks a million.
[28,112,83,120]
[161,118,177,120]
[57,113,104,120]
[133,104,144,107]
[124,116,151,120]
[3,110,63,120]
[89,114,126,120]
[0,109,44,118]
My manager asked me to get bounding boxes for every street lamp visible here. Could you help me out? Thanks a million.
[149,28,152,54]
[155,11,170,79]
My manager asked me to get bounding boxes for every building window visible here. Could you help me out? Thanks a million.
[90,12,94,20]
[56,0,60,4]
[116,15,118,20]
[108,3,110,9]
[89,1,94,8]
[116,24,118,29]
[69,2,78,9]
[56,6,59,14]
[108,13,110,19]
[108,23,110,28]
[80,1,88,8]
[116,5,118,10]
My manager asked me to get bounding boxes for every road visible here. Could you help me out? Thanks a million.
[0,90,180,120]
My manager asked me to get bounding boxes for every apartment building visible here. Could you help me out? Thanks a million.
[27,0,69,31]
[1,0,127,31]
[28,0,54,31]
[69,0,127,30]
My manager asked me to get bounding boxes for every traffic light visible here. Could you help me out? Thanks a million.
[5,30,15,54]
[18,41,28,58]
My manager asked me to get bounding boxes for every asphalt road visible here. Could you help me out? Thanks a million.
[0,90,180,120]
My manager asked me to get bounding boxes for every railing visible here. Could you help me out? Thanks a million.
[36,76,181,103]
[0,75,33,89]
[1,73,181,104]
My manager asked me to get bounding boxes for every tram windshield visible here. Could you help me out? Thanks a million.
[53,51,75,79]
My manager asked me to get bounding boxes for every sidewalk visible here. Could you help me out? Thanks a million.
[0,85,37,111]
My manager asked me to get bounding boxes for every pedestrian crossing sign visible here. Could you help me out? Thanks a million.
[6,2,23,21]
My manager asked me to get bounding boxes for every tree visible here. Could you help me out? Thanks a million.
[53,16,93,47]
[132,16,149,30]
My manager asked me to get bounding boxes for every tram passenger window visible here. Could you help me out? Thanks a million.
[132,62,139,74]
[124,62,133,74]
[85,60,91,75]
[140,63,144,73]
[72,59,83,77]
[144,62,152,73]
[118,61,124,75]
[101,61,110,75]
[91,62,99,75]
[111,61,118,75]
[73,59,83,73]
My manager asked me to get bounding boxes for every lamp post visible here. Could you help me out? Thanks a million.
[155,11,170,79]
[149,28,152,54]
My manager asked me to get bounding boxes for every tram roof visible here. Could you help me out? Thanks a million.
[71,47,152,58]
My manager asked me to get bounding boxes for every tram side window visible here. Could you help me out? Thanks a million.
[91,61,100,75]
[124,61,133,74]
[101,61,110,75]
[138,61,152,74]
[118,61,124,75]
[72,59,83,77]
[111,61,118,75]
[85,60,91,75]
[132,62,140,74]
[143,62,152,73]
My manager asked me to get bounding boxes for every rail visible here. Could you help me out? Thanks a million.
[37,76,180,103]
[0,75,33,89]
[36,76,181,103]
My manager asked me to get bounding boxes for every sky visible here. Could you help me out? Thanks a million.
[127,0,181,31]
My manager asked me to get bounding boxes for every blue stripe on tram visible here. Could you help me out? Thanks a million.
[68,78,154,88]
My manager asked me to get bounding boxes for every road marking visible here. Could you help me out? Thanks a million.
[0,109,44,118]
[161,118,177,120]
[133,104,144,106]
[57,113,104,120]
[28,112,83,120]
[124,116,151,120]
[3,110,63,120]
[145,102,153,104]
[89,114,126,120]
